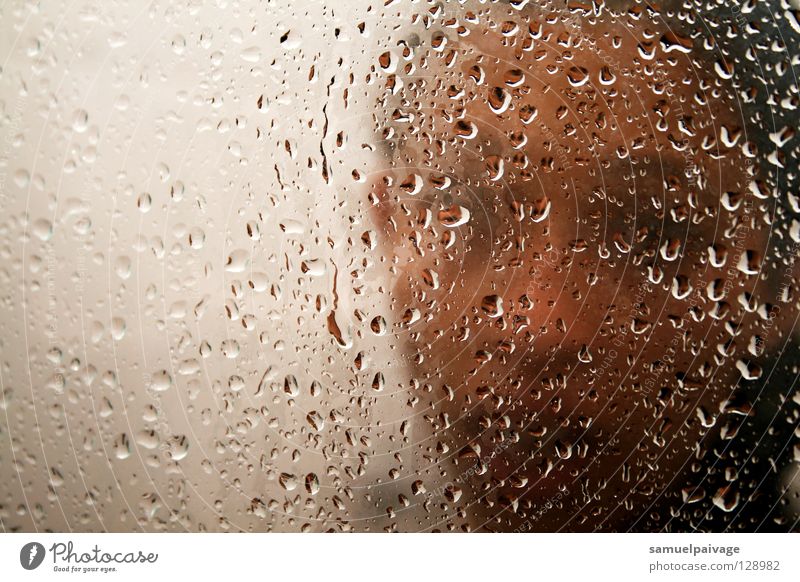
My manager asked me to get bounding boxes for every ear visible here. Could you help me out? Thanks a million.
[728,228,800,357]
[755,236,800,351]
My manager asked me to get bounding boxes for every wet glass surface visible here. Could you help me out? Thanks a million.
[0,0,799,532]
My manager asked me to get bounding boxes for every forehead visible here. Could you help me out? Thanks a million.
[381,3,748,183]
[393,2,734,113]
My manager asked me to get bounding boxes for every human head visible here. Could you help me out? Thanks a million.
[365,0,793,531]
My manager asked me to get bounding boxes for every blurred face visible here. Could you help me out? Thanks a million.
[368,2,775,530]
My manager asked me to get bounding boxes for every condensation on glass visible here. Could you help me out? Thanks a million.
[0,0,799,532]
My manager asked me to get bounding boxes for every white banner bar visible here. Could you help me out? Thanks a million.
[0,533,797,581]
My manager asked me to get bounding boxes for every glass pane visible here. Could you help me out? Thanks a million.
[1,0,798,532]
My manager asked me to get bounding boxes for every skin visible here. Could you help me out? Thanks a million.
[367,1,787,531]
